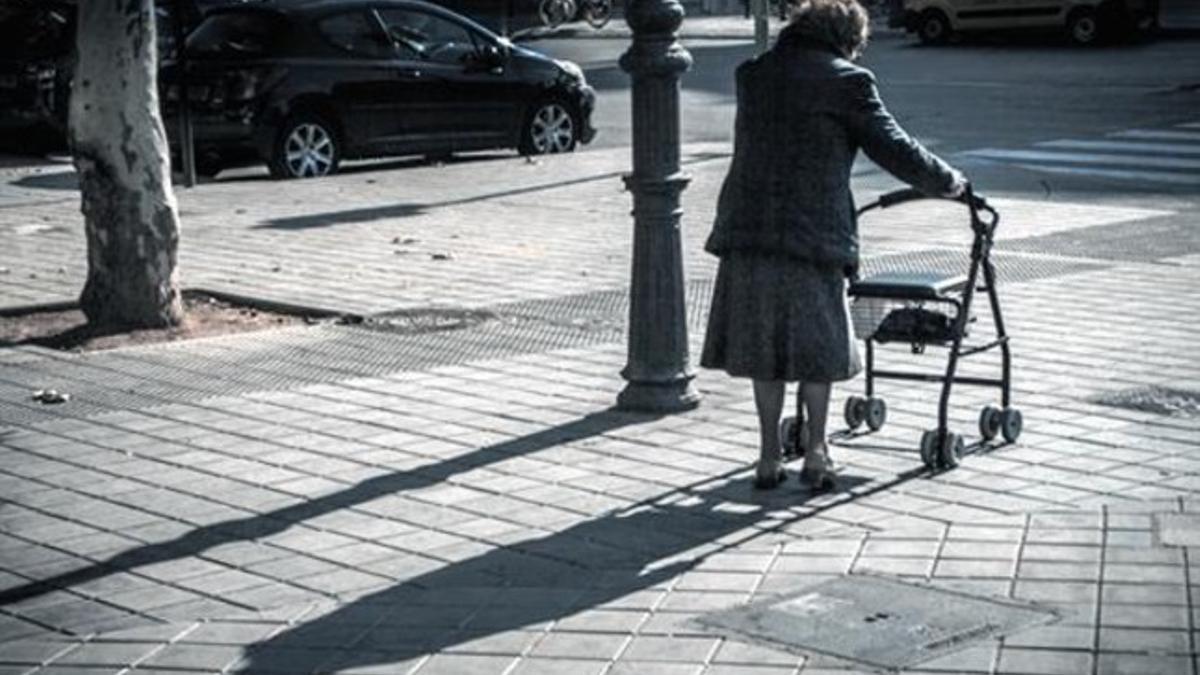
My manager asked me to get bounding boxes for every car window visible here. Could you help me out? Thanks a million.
[316,11,394,59]
[377,9,479,65]
[187,12,285,58]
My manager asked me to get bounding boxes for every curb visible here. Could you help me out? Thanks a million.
[0,299,78,318]
[0,289,354,323]
[513,20,904,42]
[187,288,356,321]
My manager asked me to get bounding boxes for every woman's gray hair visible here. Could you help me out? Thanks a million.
[784,0,871,60]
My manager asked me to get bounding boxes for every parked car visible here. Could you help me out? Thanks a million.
[890,0,1159,45]
[0,0,250,149]
[0,1,74,139]
[163,0,596,178]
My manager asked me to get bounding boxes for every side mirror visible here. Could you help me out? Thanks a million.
[479,44,506,68]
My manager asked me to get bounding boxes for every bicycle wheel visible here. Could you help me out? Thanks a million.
[584,0,612,28]
[539,0,575,28]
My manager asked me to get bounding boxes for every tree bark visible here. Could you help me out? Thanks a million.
[71,0,183,328]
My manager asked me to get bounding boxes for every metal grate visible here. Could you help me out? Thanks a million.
[859,249,1106,284]
[0,249,1107,426]
[1090,386,1200,417]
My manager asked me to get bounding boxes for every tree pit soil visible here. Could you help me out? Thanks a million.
[0,294,321,352]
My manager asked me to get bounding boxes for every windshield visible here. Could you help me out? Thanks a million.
[186,11,284,58]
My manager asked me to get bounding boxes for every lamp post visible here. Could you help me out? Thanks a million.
[752,0,770,54]
[616,0,701,413]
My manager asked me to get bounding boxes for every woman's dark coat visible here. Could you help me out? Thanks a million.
[704,38,960,269]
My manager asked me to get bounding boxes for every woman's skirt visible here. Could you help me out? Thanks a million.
[701,251,862,382]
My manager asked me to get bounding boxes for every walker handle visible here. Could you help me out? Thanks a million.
[877,187,926,208]
[870,186,990,210]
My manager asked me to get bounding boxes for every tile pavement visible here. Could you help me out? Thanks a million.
[1,145,1199,673]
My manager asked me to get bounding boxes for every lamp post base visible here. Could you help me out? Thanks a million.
[617,376,701,413]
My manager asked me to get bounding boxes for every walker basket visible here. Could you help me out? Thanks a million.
[851,298,962,345]
[873,306,958,344]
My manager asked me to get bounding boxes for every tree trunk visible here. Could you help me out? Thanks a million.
[71,0,183,328]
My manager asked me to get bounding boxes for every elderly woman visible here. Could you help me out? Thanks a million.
[702,0,966,490]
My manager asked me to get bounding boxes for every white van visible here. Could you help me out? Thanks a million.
[889,0,1160,45]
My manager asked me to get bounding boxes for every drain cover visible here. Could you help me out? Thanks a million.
[1091,386,1200,417]
[697,575,1057,671]
[1155,514,1200,547]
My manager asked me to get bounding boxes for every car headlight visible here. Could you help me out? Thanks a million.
[555,59,585,85]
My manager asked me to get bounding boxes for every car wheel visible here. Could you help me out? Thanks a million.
[195,152,223,179]
[1066,8,1102,46]
[519,99,577,156]
[917,10,951,45]
[269,112,340,179]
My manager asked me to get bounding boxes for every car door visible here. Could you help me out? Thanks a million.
[950,0,1061,29]
[376,6,524,153]
[310,8,407,152]
[950,0,1013,30]
[1019,0,1069,28]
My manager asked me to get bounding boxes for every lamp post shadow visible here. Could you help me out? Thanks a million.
[234,472,820,673]
[0,408,657,609]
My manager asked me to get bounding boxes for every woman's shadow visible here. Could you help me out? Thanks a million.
[235,462,881,673]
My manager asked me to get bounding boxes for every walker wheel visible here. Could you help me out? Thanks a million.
[919,430,939,469]
[1000,407,1023,443]
[779,416,807,459]
[865,398,888,432]
[939,432,964,469]
[844,396,867,430]
[978,405,1003,441]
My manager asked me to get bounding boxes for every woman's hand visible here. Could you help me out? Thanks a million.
[944,171,968,199]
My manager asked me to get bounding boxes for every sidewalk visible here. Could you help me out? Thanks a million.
[519,15,903,42]
[520,0,1200,42]
[1,145,1198,674]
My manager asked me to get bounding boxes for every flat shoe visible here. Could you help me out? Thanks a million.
[753,466,788,490]
[799,468,836,493]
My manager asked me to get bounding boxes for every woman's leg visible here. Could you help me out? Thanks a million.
[752,379,786,483]
[800,382,831,454]
[800,382,835,488]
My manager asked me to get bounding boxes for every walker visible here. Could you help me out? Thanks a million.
[780,186,1023,470]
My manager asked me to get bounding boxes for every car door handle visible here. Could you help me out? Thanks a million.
[395,68,422,79]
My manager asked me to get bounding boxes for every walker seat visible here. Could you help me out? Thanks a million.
[849,272,969,301]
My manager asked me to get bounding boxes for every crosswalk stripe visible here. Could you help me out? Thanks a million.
[1008,164,1200,186]
[1111,129,1200,142]
[1038,139,1200,156]
[962,148,1200,171]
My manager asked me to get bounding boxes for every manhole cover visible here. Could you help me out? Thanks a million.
[1155,514,1200,547]
[1091,386,1200,417]
[697,575,1057,672]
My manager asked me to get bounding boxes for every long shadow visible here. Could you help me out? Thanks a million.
[237,465,920,673]
[253,168,622,230]
[259,203,428,231]
[253,147,730,230]
[0,407,654,607]
[12,171,77,192]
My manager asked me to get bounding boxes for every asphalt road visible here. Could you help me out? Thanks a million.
[534,27,1200,206]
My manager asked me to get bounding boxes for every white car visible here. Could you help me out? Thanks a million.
[889,0,1160,45]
